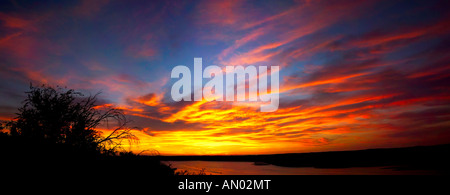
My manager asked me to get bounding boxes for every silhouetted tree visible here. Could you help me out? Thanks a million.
[5,84,137,156]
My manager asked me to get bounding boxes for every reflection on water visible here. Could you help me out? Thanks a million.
[166,161,437,175]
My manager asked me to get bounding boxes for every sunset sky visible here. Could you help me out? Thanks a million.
[1,0,449,155]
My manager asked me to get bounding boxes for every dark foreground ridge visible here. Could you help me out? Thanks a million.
[157,144,450,173]
[0,135,176,177]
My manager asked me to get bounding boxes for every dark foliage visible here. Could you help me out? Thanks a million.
[0,84,174,177]
[4,84,137,155]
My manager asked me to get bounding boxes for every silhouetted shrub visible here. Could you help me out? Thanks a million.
[3,84,137,157]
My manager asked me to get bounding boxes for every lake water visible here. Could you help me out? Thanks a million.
[165,161,437,175]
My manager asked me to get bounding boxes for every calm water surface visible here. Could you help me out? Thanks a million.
[165,161,437,175]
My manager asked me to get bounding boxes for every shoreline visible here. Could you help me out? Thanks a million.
[152,144,450,172]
